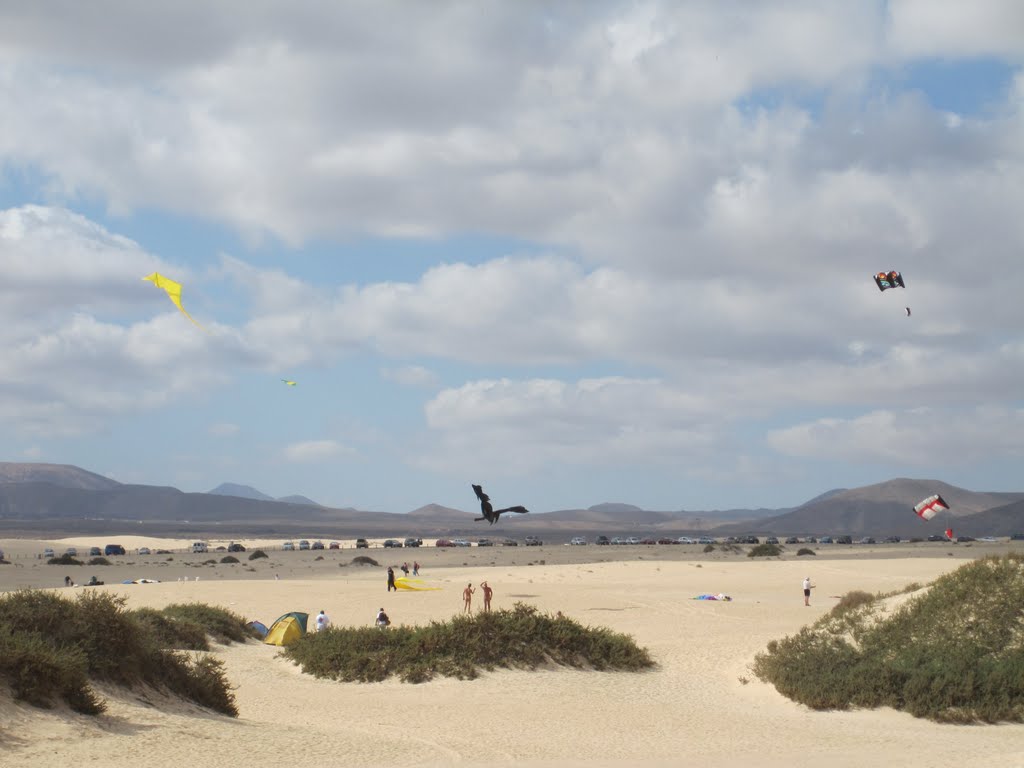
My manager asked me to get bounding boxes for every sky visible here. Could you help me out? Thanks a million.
[1,1,1023,515]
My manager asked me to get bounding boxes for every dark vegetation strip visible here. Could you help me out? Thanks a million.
[285,602,655,684]
[752,554,1024,723]
[0,591,255,716]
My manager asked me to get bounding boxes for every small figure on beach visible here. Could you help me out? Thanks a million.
[401,562,409,577]
[481,581,493,612]
[463,582,475,613]
[387,566,397,592]
[64,575,71,587]
[413,561,419,576]
[803,576,815,606]
[314,610,331,632]
[376,607,391,628]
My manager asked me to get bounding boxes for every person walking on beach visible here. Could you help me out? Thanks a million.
[401,562,410,577]
[481,581,493,612]
[314,609,331,632]
[412,561,419,576]
[463,582,475,613]
[803,576,815,606]
[387,566,396,591]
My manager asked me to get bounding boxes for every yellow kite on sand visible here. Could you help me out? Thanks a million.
[142,272,205,330]
[394,577,441,591]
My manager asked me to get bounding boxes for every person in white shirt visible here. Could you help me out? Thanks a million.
[375,608,391,628]
[314,610,331,631]
[802,577,814,606]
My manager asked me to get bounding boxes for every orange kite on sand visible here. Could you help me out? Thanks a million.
[142,272,205,330]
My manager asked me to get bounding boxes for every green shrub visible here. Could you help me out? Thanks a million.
[159,603,252,645]
[753,555,1024,723]
[87,556,112,566]
[248,549,268,561]
[796,548,816,556]
[350,556,379,566]
[702,544,715,553]
[748,543,783,558]
[284,602,654,684]
[132,607,210,650]
[220,555,240,564]
[0,591,241,717]
[47,554,83,566]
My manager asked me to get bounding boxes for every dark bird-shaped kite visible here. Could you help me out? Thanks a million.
[472,484,529,525]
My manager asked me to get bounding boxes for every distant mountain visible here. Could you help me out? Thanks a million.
[711,478,1024,537]
[959,498,1024,537]
[276,494,321,507]
[0,462,120,491]
[407,503,474,520]
[208,483,321,506]
[207,483,275,502]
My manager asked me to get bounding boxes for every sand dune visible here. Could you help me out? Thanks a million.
[2,538,1024,767]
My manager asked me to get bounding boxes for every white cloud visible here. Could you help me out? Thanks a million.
[380,365,440,388]
[767,406,1024,465]
[886,0,1024,59]
[283,439,352,463]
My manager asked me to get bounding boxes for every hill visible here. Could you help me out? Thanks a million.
[711,478,1024,538]
[0,462,119,491]
[207,483,275,502]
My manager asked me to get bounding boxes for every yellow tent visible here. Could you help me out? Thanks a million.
[263,612,308,646]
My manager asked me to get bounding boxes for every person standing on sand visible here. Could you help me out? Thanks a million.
[387,566,397,591]
[463,582,475,613]
[803,576,815,606]
[412,561,419,576]
[481,581,493,612]
[314,610,331,632]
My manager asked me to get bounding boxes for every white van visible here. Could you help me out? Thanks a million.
[191,542,208,553]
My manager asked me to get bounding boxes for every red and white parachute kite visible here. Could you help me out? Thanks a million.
[914,494,950,521]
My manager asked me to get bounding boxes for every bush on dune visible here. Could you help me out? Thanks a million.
[284,602,654,684]
[0,590,240,716]
[752,554,1024,723]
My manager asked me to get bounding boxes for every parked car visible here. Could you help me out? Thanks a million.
[43,548,55,558]
[639,537,658,545]
[1011,533,1024,541]
[404,537,422,548]
[524,536,543,546]
[64,547,78,556]
[282,541,295,551]
[764,537,779,545]
[956,535,976,543]
[835,535,853,545]
[857,537,876,545]
[191,542,208,553]
[356,538,369,549]
[137,547,151,555]
[298,540,311,551]
[477,538,494,547]
[89,546,102,556]
[311,541,325,550]
[595,535,611,545]
[676,536,694,544]
[927,534,948,542]
[698,536,714,545]
[452,539,471,547]
[818,536,833,544]
[625,537,641,545]
[383,539,403,548]
[883,536,901,543]
[570,536,587,546]
[227,543,247,552]
[501,538,518,546]
[435,539,454,547]
[104,544,126,556]
[784,536,799,545]
[657,537,675,545]
[329,541,341,549]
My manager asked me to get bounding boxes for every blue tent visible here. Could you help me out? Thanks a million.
[246,620,269,638]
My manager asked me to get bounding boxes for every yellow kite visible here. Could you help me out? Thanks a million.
[142,272,205,330]
[282,379,297,386]
[394,577,441,591]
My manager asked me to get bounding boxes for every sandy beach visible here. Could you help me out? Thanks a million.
[2,536,1023,768]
